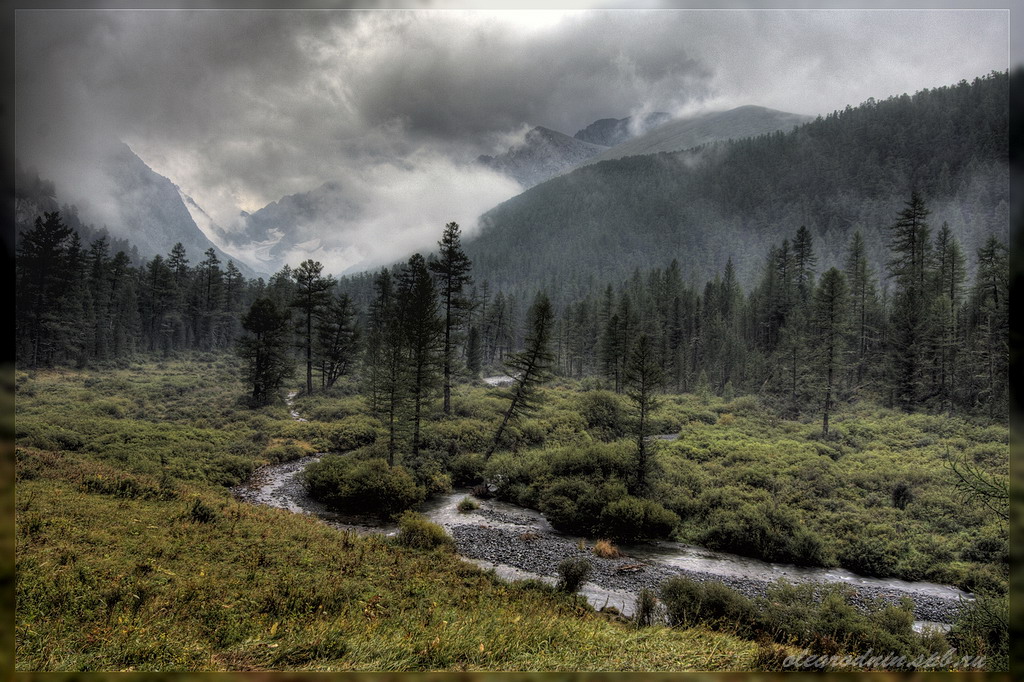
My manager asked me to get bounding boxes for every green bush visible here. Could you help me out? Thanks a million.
[324,415,380,451]
[576,390,627,441]
[450,452,486,486]
[556,557,592,593]
[396,511,454,551]
[81,474,176,501]
[301,456,425,519]
[419,418,493,455]
[187,497,218,524]
[209,454,256,487]
[263,442,307,463]
[659,577,755,629]
[547,442,633,481]
[701,502,831,566]
[837,527,900,577]
[18,423,85,452]
[598,496,679,541]
[947,594,1008,671]
[634,588,658,628]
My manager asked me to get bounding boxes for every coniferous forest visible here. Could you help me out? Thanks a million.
[14,69,1011,672]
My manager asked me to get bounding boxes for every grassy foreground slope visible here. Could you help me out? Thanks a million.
[14,357,757,672]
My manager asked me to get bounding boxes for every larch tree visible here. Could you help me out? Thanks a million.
[238,298,293,405]
[812,268,848,437]
[291,259,336,395]
[887,191,932,408]
[428,221,473,415]
[397,253,443,459]
[487,291,555,458]
[625,333,663,495]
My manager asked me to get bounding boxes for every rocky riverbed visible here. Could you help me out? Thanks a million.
[446,517,965,624]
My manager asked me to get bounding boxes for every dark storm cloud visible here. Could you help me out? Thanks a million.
[13,6,1009,273]
[341,11,714,139]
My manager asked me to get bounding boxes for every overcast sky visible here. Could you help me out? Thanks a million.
[14,4,1010,273]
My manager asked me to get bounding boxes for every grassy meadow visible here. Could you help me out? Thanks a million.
[14,356,760,671]
[13,354,1008,670]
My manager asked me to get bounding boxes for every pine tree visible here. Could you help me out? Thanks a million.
[625,333,663,494]
[428,222,473,415]
[968,236,1008,418]
[793,225,818,301]
[16,212,74,366]
[930,223,966,411]
[198,248,224,349]
[364,269,406,463]
[887,192,932,408]
[397,254,443,459]
[291,260,336,395]
[238,298,293,405]
[487,292,555,457]
[466,325,482,377]
[812,268,848,437]
[315,292,359,389]
[844,231,880,389]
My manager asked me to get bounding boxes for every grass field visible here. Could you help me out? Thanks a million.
[14,357,760,671]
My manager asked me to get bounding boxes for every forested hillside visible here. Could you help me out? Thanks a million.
[467,73,1008,291]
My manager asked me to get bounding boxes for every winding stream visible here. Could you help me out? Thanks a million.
[233,391,971,630]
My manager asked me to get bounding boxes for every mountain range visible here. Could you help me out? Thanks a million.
[15,141,258,278]
[14,74,1009,294]
[465,73,1008,292]
[477,127,607,188]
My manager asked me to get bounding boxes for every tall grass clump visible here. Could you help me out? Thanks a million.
[556,557,592,593]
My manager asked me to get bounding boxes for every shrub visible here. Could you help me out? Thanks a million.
[576,390,627,441]
[263,442,308,463]
[396,511,454,551]
[187,497,218,524]
[81,474,176,501]
[209,454,256,487]
[700,502,830,566]
[592,539,622,558]
[324,415,380,451]
[659,577,754,629]
[547,442,633,481]
[838,528,900,577]
[891,481,914,509]
[556,557,592,593]
[634,588,658,628]
[962,526,1008,565]
[301,456,425,519]
[947,594,1008,671]
[598,496,679,541]
[457,496,479,513]
[419,418,493,455]
[450,452,486,486]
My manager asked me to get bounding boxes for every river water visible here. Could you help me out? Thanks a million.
[233,392,969,630]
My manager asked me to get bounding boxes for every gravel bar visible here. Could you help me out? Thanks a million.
[449,523,965,624]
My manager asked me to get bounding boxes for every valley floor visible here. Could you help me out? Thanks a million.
[12,354,1008,671]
